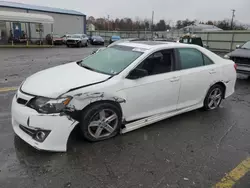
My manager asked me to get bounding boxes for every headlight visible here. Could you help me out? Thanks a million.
[224,54,230,59]
[28,96,72,114]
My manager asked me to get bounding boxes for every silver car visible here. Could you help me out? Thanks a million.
[66,34,88,48]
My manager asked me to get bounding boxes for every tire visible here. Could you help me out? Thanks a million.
[78,42,82,48]
[85,41,88,47]
[203,84,224,110]
[66,44,70,47]
[80,102,122,142]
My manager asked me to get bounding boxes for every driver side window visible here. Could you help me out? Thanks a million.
[136,49,174,76]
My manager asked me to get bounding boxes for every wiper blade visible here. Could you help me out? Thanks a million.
[80,63,95,71]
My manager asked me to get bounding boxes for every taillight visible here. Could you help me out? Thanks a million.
[234,63,237,71]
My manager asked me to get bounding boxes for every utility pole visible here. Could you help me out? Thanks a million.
[151,11,154,39]
[231,9,235,30]
[107,15,110,31]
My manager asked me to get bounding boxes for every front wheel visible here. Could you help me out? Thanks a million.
[203,84,224,110]
[80,102,122,142]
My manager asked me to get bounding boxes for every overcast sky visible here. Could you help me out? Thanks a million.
[8,0,250,23]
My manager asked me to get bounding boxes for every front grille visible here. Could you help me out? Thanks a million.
[67,40,76,43]
[17,98,28,105]
[19,124,36,137]
[232,57,250,65]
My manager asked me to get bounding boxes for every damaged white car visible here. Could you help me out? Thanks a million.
[11,41,237,152]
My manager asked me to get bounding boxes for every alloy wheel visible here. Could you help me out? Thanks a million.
[207,87,222,109]
[87,109,118,139]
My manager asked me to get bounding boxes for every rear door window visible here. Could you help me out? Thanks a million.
[178,48,204,70]
[203,55,214,65]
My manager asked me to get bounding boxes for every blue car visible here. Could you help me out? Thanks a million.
[109,35,121,44]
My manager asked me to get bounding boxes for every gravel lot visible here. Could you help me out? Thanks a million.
[0,47,250,188]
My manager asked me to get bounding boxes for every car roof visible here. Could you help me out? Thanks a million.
[116,40,195,50]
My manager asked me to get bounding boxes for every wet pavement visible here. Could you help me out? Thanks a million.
[1,47,250,188]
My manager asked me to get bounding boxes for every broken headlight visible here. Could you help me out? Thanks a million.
[28,96,72,114]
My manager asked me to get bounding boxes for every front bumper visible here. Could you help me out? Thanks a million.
[236,65,250,76]
[53,40,63,45]
[67,40,79,46]
[92,41,104,45]
[11,91,78,152]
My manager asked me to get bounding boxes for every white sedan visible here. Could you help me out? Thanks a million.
[11,41,237,152]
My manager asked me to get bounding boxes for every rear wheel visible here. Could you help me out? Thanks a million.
[203,84,224,110]
[80,102,122,142]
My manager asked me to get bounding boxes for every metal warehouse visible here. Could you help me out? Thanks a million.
[0,1,86,43]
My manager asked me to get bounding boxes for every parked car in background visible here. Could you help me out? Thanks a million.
[46,34,64,45]
[92,38,140,54]
[11,41,236,152]
[224,41,250,76]
[62,34,72,44]
[66,34,88,47]
[178,34,209,49]
[109,35,121,44]
[89,36,105,45]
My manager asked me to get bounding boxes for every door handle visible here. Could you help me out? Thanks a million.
[170,77,180,82]
[209,69,216,74]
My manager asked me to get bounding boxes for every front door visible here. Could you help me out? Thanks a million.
[13,22,21,39]
[120,49,181,122]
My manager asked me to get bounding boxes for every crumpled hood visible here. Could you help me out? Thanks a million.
[228,49,250,58]
[21,62,110,98]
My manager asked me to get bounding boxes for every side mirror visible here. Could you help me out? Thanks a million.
[236,45,241,49]
[127,68,148,79]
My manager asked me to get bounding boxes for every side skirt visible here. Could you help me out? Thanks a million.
[121,103,203,134]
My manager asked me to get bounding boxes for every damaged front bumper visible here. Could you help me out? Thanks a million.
[11,94,78,152]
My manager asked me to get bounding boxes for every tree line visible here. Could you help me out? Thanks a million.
[87,16,248,31]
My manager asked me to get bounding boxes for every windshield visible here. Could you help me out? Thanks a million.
[71,35,81,38]
[79,45,143,75]
[241,41,250,49]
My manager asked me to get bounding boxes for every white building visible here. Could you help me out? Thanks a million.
[183,23,222,33]
[0,1,86,40]
[87,23,95,31]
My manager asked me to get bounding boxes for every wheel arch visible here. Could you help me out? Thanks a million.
[66,92,126,123]
[81,100,123,117]
[211,81,226,98]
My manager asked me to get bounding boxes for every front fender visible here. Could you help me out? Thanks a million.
[67,91,126,111]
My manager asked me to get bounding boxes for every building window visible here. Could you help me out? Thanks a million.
[35,24,44,33]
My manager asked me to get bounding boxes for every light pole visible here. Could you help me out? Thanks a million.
[107,14,110,31]
[231,9,235,30]
[151,11,154,39]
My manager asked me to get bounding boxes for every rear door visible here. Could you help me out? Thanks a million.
[176,48,220,109]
